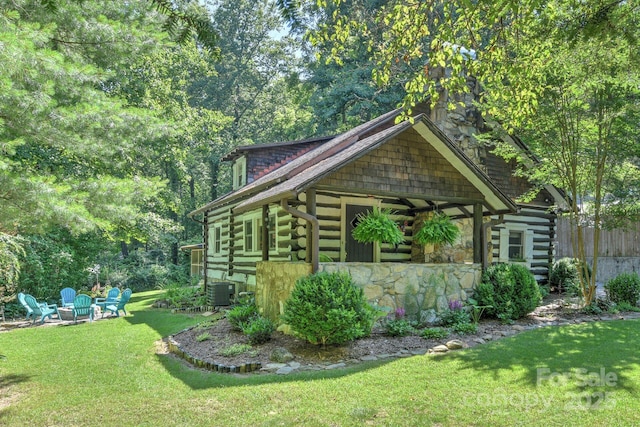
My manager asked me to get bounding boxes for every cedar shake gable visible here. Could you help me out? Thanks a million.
[234,114,518,214]
[189,109,401,216]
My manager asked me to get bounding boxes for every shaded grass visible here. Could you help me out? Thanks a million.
[1,290,640,425]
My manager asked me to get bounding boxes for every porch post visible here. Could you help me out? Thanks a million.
[281,198,319,273]
[473,203,483,264]
[261,205,269,261]
[306,188,316,263]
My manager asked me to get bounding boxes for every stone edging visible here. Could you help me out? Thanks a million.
[167,326,262,373]
[167,312,640,375]
[170,306,217,314]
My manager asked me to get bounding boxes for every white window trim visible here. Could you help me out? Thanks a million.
[498,224,534,266]
[241,209,278,255]
[232,157,246,189]
[266,212,278,251]
[212,224,222,255]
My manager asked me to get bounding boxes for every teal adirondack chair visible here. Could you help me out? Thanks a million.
[104,288,132,318]
[18,292,57,320]
[60,288,76,307]
[71,294,93,323]
[23,294,59,324]
[18,292,50,320]
[94,288,120,312]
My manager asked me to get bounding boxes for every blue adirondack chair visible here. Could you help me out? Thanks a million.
[104,288,132,318]
[18,292,59,320]
[60,288,76,307]
[23,294,59,324]
[94,288,120,312]
[71,294,94,323]
[18,292,42,320]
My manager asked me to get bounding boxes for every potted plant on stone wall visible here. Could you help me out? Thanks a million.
[352,207,405,246]
[414,212,460,247]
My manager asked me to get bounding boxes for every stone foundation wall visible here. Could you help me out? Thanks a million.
[255,261,312,321]
[255,261,481,324]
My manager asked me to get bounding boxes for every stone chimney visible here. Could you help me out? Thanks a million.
[426,67,488,173]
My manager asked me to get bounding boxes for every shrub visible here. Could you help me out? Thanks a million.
[613,301,640,312]
[383,318,415,337]
[452,322,478,335]
[381,307,414,336]
[549,257,593,296]
[474,263,542,321]
[605,273,640,306]
[241,316,275,345]
[582,302,603,315]
[163,284,204,309]
[281,271,375,345]
[439,300,470,327]
[226,304,258,331]
[549,257,579,293]
[420,327,450,340]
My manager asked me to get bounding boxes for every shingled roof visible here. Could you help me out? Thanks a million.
[189,110,518,217]
[189,108,401,217]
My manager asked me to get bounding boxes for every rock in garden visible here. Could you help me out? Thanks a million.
[445,340,466,350]
[276,366,294,375]
[262,363,287,371]
[432,345,449,353]
[270,347,294,363]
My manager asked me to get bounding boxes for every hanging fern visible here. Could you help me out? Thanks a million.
[414,213,460,246]
[351,207,405,245]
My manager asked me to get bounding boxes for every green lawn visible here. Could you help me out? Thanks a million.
[2,290,640,426]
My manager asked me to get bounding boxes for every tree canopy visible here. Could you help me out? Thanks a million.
[310,0,640,303]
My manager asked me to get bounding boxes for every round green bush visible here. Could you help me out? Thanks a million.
[474,263,542,321]
[605,273,640,306]
[281,271,375,345]
[549,258,592,295]
[549,257,579,293]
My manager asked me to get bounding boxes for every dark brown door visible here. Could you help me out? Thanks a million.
[345,204,374,262]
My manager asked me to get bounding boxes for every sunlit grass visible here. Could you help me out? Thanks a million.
[2,290,640,426]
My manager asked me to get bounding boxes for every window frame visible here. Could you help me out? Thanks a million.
[212,224,222,255]
[241,210,278,255]
[498,224,534,266]
[508,230,524,261]
[232,157,247,189]
[190,248,204,277]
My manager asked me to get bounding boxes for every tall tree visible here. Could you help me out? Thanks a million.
[110,40,231,260]
[302,0,405,134]
[189,0,313,197]
[0,1,171,239]
[0,0,212,287]
[309,0,640,304]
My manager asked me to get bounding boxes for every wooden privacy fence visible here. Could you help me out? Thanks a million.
[555,217,640,258]
[555,217,640,282]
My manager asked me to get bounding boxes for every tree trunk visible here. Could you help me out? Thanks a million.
[120,241,129,258]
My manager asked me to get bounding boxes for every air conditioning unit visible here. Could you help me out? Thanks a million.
[207,282,234,306]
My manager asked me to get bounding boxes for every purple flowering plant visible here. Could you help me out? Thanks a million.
[448,299,464,311]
